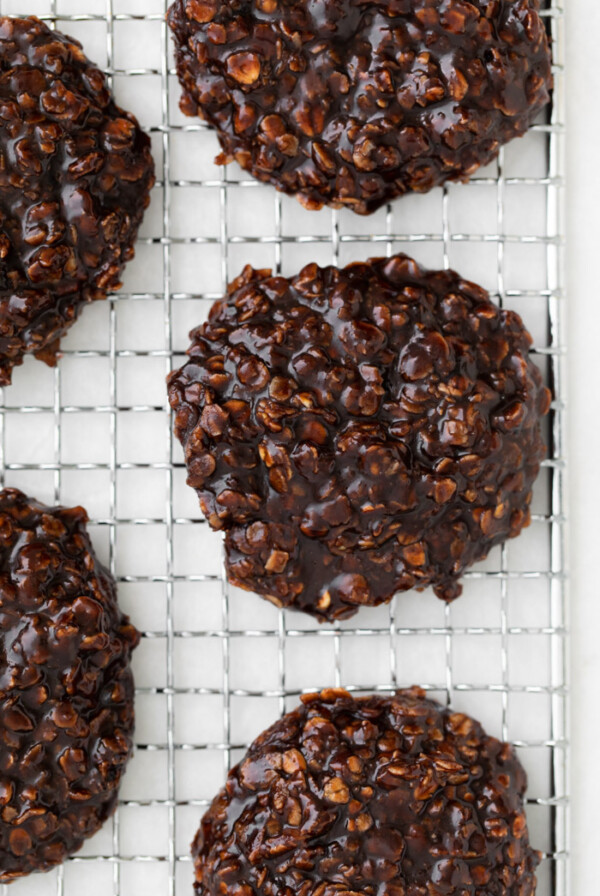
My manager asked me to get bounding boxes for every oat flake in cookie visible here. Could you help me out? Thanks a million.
[0,489,139,881]
[167,0,552,214]
[0,16,155,385]
[168,254,551,622]
[193,688,540,896]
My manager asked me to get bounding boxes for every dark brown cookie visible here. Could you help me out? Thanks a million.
[167,0,552,214]
[0,16,155,384]
[193,688,540,896]
[168,254,550,621]
[0,488,139,881]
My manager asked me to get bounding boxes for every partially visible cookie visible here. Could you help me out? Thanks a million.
[168,255,551,621]
[193,688,540,896]
[0,488,139,881]
[167,0,552,214]
[0,16,155,384]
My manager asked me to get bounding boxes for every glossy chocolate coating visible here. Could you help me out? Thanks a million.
[193,688,540,896]
[167,0,551,214]
[0,489,139,881]
[0,16,155,384]
[168,255,550,621]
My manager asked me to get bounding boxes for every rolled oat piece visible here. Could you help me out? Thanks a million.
[168,254,550,621]
[167,0,552,214]
[0,489,139,881]
[0,16,155,384]
[193,688,540,896]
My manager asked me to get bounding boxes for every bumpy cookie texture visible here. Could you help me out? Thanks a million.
[168,255,551,621]
[0,489,139,881]
[193,688,540,896]
[0,16,155,384]
[167,0,552,214]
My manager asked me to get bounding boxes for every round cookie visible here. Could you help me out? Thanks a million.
[0,488,139,881]
[168,254,551,621]
[167,0,552,214]
[193,688,540,896]
[0,16,155,384]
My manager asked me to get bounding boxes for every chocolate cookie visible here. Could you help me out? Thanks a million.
[0,489,139,881]
[193,688,540,896]
[167,0,552,214]
[0,16,155,384]
[168,255,550,621]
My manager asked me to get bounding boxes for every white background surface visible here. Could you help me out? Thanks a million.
[566,1,600,891]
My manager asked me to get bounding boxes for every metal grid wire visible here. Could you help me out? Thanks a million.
[0,1,567,895]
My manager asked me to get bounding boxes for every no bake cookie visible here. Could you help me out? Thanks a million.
[0,16,155,383]
[0,489,139,881]
[193,688,540,896]
[168,0,552,213]
[168,255,551,621]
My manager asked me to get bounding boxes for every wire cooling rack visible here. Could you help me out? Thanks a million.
[0,2,567,895]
